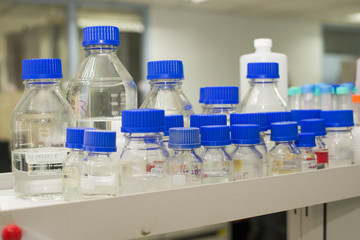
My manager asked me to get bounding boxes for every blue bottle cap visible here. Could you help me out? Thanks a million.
[231,124,260,145]
[319,84,332,94]
[168,127,200,149]
[22,59,63,80]
[164,115,184,136]
[190,114,227,128]
[66,127,96,149]
[266,112,292,130]
[83,130,117,152]
[295,133,316,148]
[82,26,120,47]
[291,110,322,124]
[321,110,354,127]
[247,62,279,79]
[340,82,355,91]
[147,60,184,80]
[121,109,165,133]
[230,113,267,131]
[300,119,326,136]
[302,84,315,94]
[199,87,206,104]
[271,121,298,142]
[200,125,231,146]
[200,86,239,104]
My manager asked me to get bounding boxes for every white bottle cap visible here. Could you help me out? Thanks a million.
[254,38,272,48]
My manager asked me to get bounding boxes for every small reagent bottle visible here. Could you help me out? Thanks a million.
[295,133,318,172]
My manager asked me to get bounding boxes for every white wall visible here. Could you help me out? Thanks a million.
[147,7,323,113]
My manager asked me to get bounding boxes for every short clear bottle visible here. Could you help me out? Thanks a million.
[295,133,317,172]
[264,111,292,152]
[200,125,232,183]
[120,109,170,194]
[168,127,203,187]
[268,122,301,175]
[163,115,184,157]
[300,119,329,169]
[79,130,119,198]
[231,124,263,180]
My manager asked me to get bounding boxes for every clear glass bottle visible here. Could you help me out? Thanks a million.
[199,86,239,124]
[300,119,329,169]
[321,110,354,167]
[11,59,75,200]
[287,86,302,110]
[239,62,287,112]
[319,84,332,110]
[301,84,315,109]
[264,111,291,152]
[66,26,137,153]
[168,127,203,187]
[164,115,184,157]
[352,95,360,164]
[120,109,170,194]
[231,124,263,180]
[200,125,232,183]
[335,87,352,110]
[140,60,194,127]
[63,128,94,201]
[295,133,317,172]
[268,122,301,175]
[230,113,267,175]
[79,130,118,198]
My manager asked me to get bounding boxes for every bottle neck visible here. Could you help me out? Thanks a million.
[84,44,118,55]
[149,79,182,87]
[124,132,163,143]
[203,145,227,150]
[87,152,112,157]
[249,78,278,85]
[255,46,271,53]
[24,79,60,89]
[326,127,353,133]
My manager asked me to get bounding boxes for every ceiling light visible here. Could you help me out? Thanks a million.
[346,13,360,23]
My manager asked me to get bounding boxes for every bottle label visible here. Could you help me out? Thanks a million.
[315,150,329,164]
[12,148,68,176]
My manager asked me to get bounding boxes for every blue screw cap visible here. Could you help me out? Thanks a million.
[168,127,200,149]
[230,113,267,131]
[66,127,96,149]
[319,84,332,94]
[147,60,184,80]
[300,119,326,136]
[199,86,239,104]
[82,26,120,47]
[295,133,316,148]
[190,114,227,128]
[340,82,355,91]
[291,110,321,124]
[266,112,292,130]
[321,110,354,127]
[121,109,165,133]
[247,62,279,79]
[302,84,315,94]
[271,121,298,142]
[200,125,231,146]
[22,59,63,80]
[231,124,260,145]
[83,130,117,152]
[165,115,184,136]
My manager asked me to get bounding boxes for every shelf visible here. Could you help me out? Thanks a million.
[1,165,360,240]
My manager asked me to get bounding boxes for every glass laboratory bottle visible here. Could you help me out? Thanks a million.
[168,127,203,187]
[295,133,317,172]
[300,119,328,169]
[66,26,137,151]
[120,109,170,194]
[264,111,292,152]
[200,125,232,183]
[79,130,118,198]
[268,121,301,175]
[163,115,184,157]
[140,60,194,127]
[301,84,315,109]
[319,84,332,111]
[239,62,287,112]
[231,124,263,180]
[287,86,301,110]
[11,58,75,200]
[335,87,352,110]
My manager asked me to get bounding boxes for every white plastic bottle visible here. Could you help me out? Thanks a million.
[240,38,288,102]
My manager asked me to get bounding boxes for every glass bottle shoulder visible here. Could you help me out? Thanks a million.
[171,149,202,164]
[202,147,231,162]
[231,145,262,160]
[269,142,300,156]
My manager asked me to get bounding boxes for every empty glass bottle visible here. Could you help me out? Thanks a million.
[231,124,263,180]
[120,109,170,194]
[268,122,301,175]
[11,59,75,200]
[239,62,287,112]
[66,26,137,152]
[140,60,194,126]
[300,119,328,169]
[295,133,317,172]
[335,87,352,110]
[79,130,118,198]
[264,111,291,152]
[168,127,203,187]
[200,125,232,183]
[321,110,354,167]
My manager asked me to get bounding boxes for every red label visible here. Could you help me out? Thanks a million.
[315,150,329,164]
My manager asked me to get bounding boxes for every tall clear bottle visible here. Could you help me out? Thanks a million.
[239,62,287,112]
[295,133,317,172]
[335,87,352,110]
[66,26,137,152]
[319,84,332,110]
[140,60,194,127]
[200,125,232,183]
[11,59,75,200]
